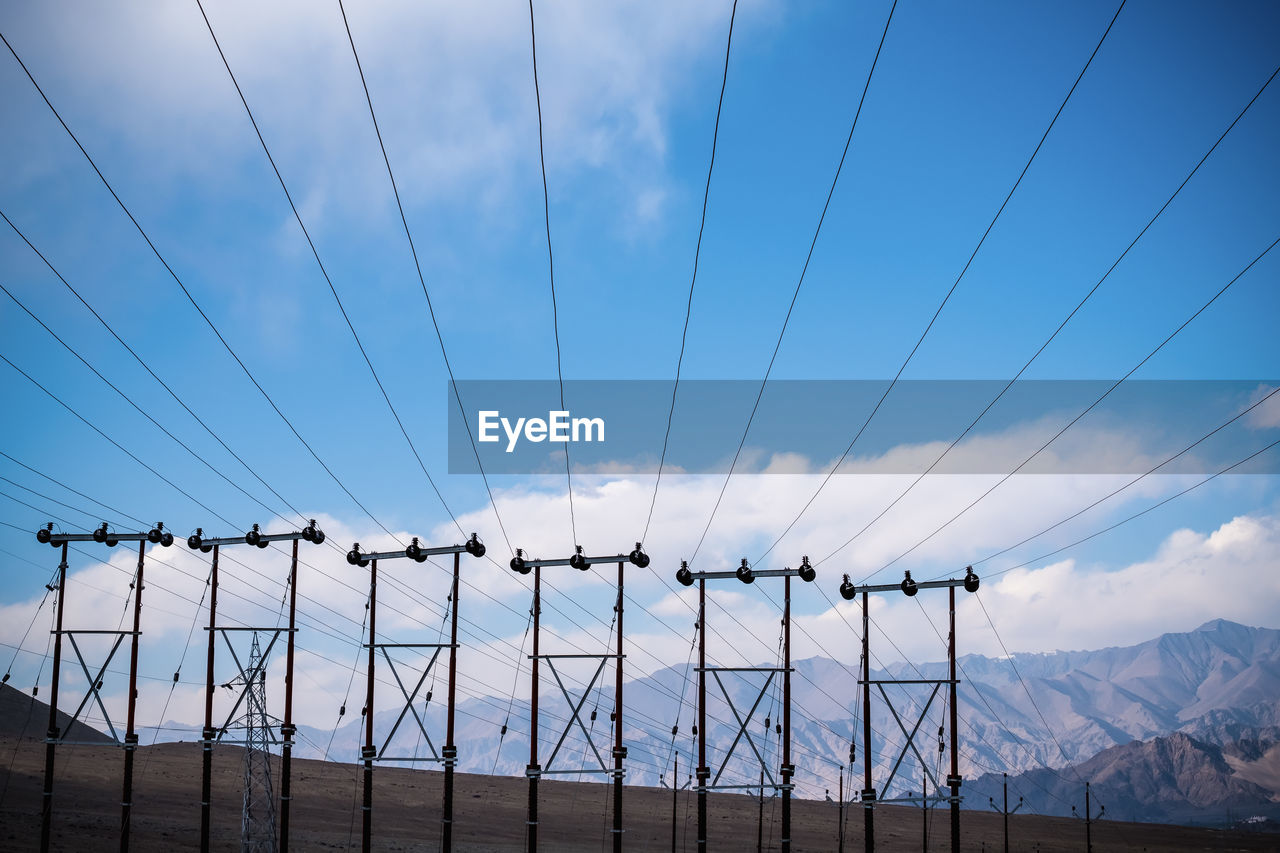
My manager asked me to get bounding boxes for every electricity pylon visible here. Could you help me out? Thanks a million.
[234,633,278,853]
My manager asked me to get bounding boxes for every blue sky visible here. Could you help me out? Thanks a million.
[1,0,1279,742]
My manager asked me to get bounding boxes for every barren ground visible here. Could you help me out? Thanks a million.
[1,737,1274,851]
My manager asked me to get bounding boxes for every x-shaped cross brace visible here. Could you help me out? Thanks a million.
[877,682,943,797]
[543,656,610,773]
[63,631,130,743]
[710,670,777,788]
[376,646,443,761]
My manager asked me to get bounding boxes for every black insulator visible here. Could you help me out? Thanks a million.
[736,558,753,584]
[96,680,103,690]
[764,716,770,728]
[406,538,422,561]
[245,524,261,546]
[500,724,508,737]
[173,672,180,683]
[32,686,38,697]
[147,525,163,544]
[466,533,485,558]
[160,531,174,547]
[510,550,529,574]
[105,533,119,547]
[775,724,781,735]
[629,543,650,568]
[256,537,269,549]
[798,556,815,583]
[963,565,980,593]
[93,523,108,543]
[675,562,693,587]
[313,529,326,545]
[670,725,678,736]
[590,710,597,722]
[2,673,9,683]
[361,706,367,717]
[36,525,52,544]
[200,544,212,553]
[849,742,855,763]
[425,690,433,703]
[609,712,616,722]
[302,524,315,542]
[346,546,362,566]
[691,725,698,735]
[339,704,346,716]
[570,546,589,571]
[187,533,203,550]
[901,571,918,597]
[938,735,944,753]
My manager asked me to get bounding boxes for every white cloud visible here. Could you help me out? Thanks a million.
[5,0,758,232]
[5,471,1277,733]
[1245,384,1280,430]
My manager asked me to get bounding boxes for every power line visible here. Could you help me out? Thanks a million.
[807,59,1280,571]
[0,29,404,546]
[977,433,1280,583]
[641,0,740,547]
[0,278,295,528]
[1,352,237,527]
[759,0,1128,565]
[526,0,578,546]
[0,449,149,529]
[0,208,310,530]
[963,384,1280,573]
[864,232,1280,582]
[971,592,1081,778]
[686,0,899,566]
[192,0,460,543]
[335,0,516,556]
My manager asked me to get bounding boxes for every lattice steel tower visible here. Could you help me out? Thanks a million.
[235,632,278,853]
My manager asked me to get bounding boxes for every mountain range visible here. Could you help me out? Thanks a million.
[33,618,1280,828]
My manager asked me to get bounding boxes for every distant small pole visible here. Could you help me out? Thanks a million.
[671,755,679,853]
[757,771,764,853]
[1071,781,1102,853]
[838,765,845,853]
[922,769,928,853]
[1003,774,1009,853]
[988,772,1021,853]
[1086,783,1092,853]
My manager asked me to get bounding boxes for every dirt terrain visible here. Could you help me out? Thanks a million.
[1,736,1274,851]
